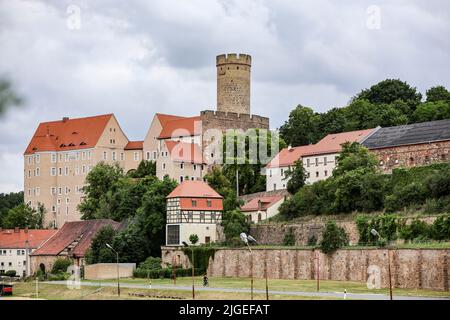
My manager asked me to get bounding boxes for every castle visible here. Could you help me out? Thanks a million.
[24,53,269,227]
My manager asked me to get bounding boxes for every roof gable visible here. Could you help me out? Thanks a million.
[158,116,202,139]
[24,114,113,154]
[167,181,223,199]
[241,196,284,212]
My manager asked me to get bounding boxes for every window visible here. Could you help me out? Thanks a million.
[163,163,166,170]
[134,152,139,161]
[153,152,157,159]
[65,186,69,195]
[112,151,116,161]
[58,167,62,176]
[28,156,32,165]
[87,151,91,160]
[51,205,56,213]
[82,165,86,174]
[76,152,80,161]
[324,170,328,177]
[103,151,107,160]
[193,164,197,171]
[180,163,184,170]
[324,157,327,165]
[200,211,205,223]
[28,170,31,178]
[146,152,150,160]
[35,187,40,196]
[207,200,212,208]
[65,153,69,162]
[58,187,62,195]
[35,167,40,176]
[51,153,57,163]
[36,154,40,163]
[191,200,197,207]
[51,187,56,195]
[59,154,63,162]
[273,183,276,190]
[316,171,319,178]
[315,158,318,166]
[167,225,180,245]
[82,152,86,160]
[307,159,310,167]
[65,167,69,175]
[180,176,184,182]
[66,197,69,204]
[66,206,69,215]
[269,170,272,177]
[75,166,80,175]
[28,189,31,196]
[211,212,216,223]
[188,211,193,222]
[281,168,284,176]
[120,153,124,161]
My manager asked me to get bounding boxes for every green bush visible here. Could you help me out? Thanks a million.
[320,221,349,254]
[47,273,70,281]
[283,227,295,246]
[399,218,432,241]
[139,257,162,270]
[133,267,196,279]
[5,270,16,277]
[431,214,450,240]
[51,258,73,274]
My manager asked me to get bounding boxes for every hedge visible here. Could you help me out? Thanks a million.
[133,267,203,279]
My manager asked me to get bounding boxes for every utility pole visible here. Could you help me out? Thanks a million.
[236,168,239,197]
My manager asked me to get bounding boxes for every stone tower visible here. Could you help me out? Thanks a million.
[216,53,251,114]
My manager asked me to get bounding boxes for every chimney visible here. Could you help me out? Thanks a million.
[62,117,69,123]
[14,227,19,233]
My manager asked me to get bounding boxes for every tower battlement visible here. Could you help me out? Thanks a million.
[216,53,252,67]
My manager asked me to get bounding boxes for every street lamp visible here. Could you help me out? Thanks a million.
[240,233,268,300]
[370,229,393,300]
[106,243,120,297]
[182,241,195,299]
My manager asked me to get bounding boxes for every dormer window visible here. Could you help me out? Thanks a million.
[80,141,86,146]
[60,144,66,148]
[72,131,78,135]
[68,143,75,147]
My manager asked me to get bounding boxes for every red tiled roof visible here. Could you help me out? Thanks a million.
[167,181,223,199]
[165,140,204,164]
[302,128,375,156]
[265,129,375,168]
[240,196,284,212]
[24,114,113,155]
[158,116,202,139]
[265,145,318,168]
[155,113,186,126]
[125,141,144,150]
[31,220,120,258]
[179,198,223,211]
[0,229,57,249]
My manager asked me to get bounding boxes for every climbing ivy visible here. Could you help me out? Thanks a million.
[182,246,218,274]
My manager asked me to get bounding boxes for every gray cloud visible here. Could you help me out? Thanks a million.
[0,0,449,192]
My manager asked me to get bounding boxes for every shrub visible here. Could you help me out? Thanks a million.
[424,171,450,198]
[399,218,432,241]
[139,257,162,270]
[431,214,450,240]
[133,267,196,279]
[51,258,73,274]
[320,221,349,254]
[47,273,70,281]
[283,227,295,246]
[307,234,317,246]
[5,270,16,277]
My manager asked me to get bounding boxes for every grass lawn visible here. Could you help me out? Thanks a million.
[9,282,336,300]
[83,277,450,298]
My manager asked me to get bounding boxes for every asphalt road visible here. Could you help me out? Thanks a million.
[42,280,450,300]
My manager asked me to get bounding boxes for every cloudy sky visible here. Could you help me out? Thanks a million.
[0,0,449,192]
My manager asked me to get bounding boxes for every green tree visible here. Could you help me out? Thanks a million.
[127,160,156,178]
[136,176,178,257]
[413,101,450,122]
[222,209,249,241]
[353,79,422,113]
[2,204,44,229]
[320,221,349,254]
[85,225,117,264]
[138,257,162,270]
[0,79,22,116]
[204,166,242,212]
[333,142,378,176]
[279,105,320,146]
[426,86,450,103]
[0,192,24,227]
[79,162,124,220]
[112,223,149,263]
[189,234,199,245]
[285,160,306,194]
[51,258,73,274]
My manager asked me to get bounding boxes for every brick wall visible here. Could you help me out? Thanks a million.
[371,140,450,172]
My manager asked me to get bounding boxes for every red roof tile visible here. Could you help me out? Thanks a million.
[125,141,144,150]
[302,128,375,156]
[155,113,186,126]
[240,196,284,212]
[31,220,120,258]
[158,116,202,139]
[0,229,57,249]
[265,129,375,168]
[179,198,223,211]
[165,140,204,164]
[24,114,113,155]
[265,145,318,168]
[167,181,223,199]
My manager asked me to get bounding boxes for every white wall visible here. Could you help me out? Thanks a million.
[0,248,32,277]
[266,166,290,191]
[302,153,337,184]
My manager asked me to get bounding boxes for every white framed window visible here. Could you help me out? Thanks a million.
[153,151,157,159]
[112,151,116,161]
[35,154,40,163]
[65,167,69,175]
[59,154,63,162]
[35,187,40,196]
[82,165,86,174]
[65,153,69,162]
[324,156,327,165]
[180,163,184,170]
[82,151,86,161]
[51,167,56,176]
[57,198,61,205]
[66,197,69,204]
[58,167,62,176]
[28,170,31,178]
[51,205,56,213]
[36,167,40,176]
[76,152,80,161]
[146,152,150,160]
[51,187,56,195]
[134,152,139,161]
[58,187,62,195]
[51,153,57,163]
[120,153,124,161]
[103,151,107,160]
[87,151,91,160]
[27,156,32,165]
[162,163,166,170]
[65,186,69,195]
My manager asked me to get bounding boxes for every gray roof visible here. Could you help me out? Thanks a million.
[362,119,450,149]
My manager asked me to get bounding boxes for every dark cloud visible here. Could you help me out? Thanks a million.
[0,0,449,192]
